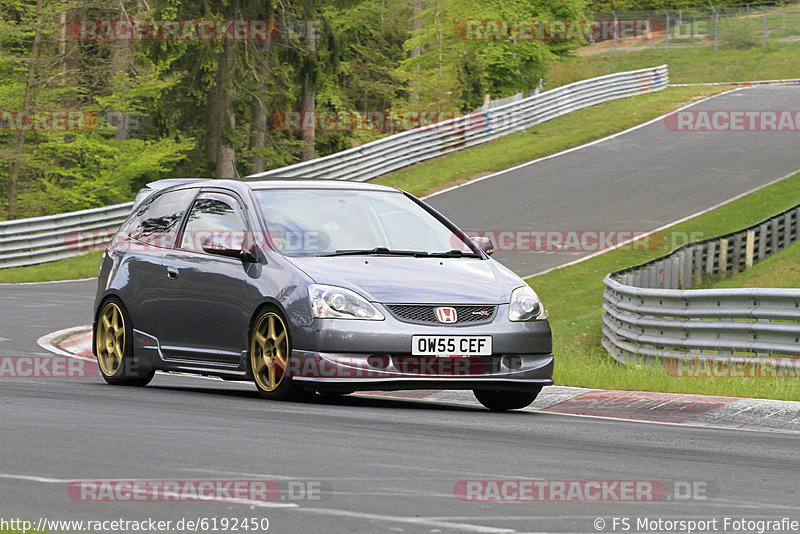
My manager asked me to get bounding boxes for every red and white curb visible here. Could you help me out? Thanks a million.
[42,326,800,433]
[430,388,800,433]
[37,325,94,362]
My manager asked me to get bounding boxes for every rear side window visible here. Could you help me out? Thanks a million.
[180,195,247,253]
[122,189,197,249]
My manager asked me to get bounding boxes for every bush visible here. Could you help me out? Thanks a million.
[719,17,762,49]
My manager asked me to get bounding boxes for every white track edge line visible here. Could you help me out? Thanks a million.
[422,87,744,201]
[521,164,800,279]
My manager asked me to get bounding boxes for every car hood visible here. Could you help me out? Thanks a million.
[284,255,523,304]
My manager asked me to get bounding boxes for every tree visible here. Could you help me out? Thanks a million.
[1,0,194,218]
[397,0,583,113]
[3,0,46,220]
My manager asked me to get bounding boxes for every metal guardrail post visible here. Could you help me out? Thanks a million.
[612,11,618,55]
[713,7,719,51]
[602,202,800,368]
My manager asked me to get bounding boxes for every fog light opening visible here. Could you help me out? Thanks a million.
[367,355,390,369]
[502,355,522,370]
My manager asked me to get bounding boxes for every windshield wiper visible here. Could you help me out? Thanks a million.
[427,249,480,258]
[319,247,430,257]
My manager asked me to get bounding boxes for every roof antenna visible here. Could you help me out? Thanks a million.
[232,159,241,180]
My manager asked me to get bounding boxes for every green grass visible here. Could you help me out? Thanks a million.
[710,239,800,289]
[768,11,800,29]
[376,85,729,197]
[527,172,800,401]
[548,46,800,87]
[0,252,103,284]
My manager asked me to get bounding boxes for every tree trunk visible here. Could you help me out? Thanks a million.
[410,0,422,105]
[215,39,237,179]
[59,5,67,74]
[248,97,267,174]
[205,79,222,165]
[58,0,78,94]
[7,0,44,220]
[247,40,273,175]
[300,20,316,162]
[110,27,134,141]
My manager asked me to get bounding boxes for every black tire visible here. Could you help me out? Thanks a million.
[95,298,155,386]
[473,387,542,411]
[249,307,304,401]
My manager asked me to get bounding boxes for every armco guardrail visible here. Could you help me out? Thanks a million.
[246,65,668,181]
[0,203,133,269]
[602,203,800,369]
[0,66,668,269]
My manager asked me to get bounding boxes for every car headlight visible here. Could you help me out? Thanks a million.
[508,285,547,321]
[309,284,385,320]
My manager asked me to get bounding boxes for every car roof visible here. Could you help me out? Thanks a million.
[247,179,398,192]
[144,178,207,189]
[167,179,400,193]
[134,179,402,209]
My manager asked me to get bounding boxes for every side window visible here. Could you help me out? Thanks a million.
[123,189,196,249]
[180,194,247,253]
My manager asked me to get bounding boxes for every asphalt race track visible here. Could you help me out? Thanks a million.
[2,367,800,533]
[1,86,799,533]
[428,86,800,276]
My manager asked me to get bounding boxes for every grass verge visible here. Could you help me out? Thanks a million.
[709,240,800,289]
[528,172,800,401]
[376,85,729,197]
[0,252,103,284]
[549,46,800,87]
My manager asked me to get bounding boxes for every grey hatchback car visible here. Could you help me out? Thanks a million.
[93,179,553,410]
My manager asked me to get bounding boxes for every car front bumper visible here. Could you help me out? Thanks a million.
[289,350,553,392]
[293,303,552,354]
[289,303,553,392]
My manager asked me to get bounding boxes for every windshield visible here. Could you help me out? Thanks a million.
[254,188,475,257]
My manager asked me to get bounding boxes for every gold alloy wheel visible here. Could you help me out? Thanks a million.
[96,302,126,376]
[251,312,289,392]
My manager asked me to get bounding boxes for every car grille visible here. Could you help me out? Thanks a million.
[385,304,496,325]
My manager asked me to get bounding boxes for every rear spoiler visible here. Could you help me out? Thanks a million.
[132,178,206,209]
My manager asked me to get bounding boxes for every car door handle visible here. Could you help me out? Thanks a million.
[166,267,179,280]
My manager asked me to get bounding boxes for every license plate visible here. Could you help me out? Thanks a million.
[411,335,492,356]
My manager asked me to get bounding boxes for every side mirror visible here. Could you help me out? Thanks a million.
[201,234,257,262]
[471,236,495,256]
